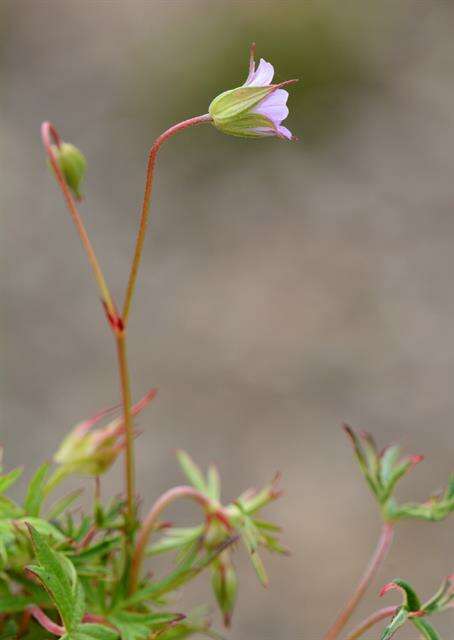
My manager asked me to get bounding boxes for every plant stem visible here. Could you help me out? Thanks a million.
[122,113,212,325]
[322,522,394,640]
[41,122,117,321]
[115,330,135,532]
[28,606,65,637]
[130,485,210,593]
[344,606,398,640]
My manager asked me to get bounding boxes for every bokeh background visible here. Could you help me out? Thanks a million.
[2,1,454,637]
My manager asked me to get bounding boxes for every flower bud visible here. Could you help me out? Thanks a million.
[49,142,86,200]
[53,389,157,477]
[211,555,237,627]
[208,45,296,140]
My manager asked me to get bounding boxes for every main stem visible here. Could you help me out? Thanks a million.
[322,522,394,640]
[122,113,211,325]
[116,330,135,531]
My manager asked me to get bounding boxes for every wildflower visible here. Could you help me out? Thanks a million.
[209,44,297,140]
[53,389,157,477]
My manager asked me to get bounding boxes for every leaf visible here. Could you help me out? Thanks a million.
[380,607,408,640]
[147,526,203,557]
[176,451,208,493]
[411,618,442,640]
[236,512,268,586]
[387,579,421,612]
[17,517,66,543]
[47,489,83,520]
[24,463,51,516]
[380,446,400,485]
[206,465,221,502]
[0,620,17,639]
[68,537,121,564]
[0,592,44,613]
[127,537,235,606]
[27,524,85,633]
[0,467,23,494]
[70,624,119,640]
[107,612,182,640]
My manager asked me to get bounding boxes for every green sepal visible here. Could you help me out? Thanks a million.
[209,86,273,123]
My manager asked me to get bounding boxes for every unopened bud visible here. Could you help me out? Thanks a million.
[211,556,237,627]
[50,142,86,200]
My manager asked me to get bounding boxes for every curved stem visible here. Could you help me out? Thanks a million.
[344,606,398,640]
[116,331,135,533]
[41,122,117,322]
[130,485,210,593]
[28,606,65,637]
[122,113,212,325]
[323,523,395,640]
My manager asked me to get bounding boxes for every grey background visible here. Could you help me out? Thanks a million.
[1,1,453,638]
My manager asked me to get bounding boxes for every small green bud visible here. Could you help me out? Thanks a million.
[49,142,86,200]
[211,555,238,627]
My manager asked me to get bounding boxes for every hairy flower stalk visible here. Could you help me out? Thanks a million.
[122,114,212,324]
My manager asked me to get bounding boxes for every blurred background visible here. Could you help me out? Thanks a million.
[2,1,454,637]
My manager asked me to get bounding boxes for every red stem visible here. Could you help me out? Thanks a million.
[129,485,210,593]
[41,122,117,322]
[345,606,398,640]
[28,606,65,636]
[323,523,394,640]
[121,113,212,324]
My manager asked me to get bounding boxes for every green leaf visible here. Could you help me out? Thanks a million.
[206,465,221,502]
[0,467,23,494]
[388,579,421,612]
[68,537,121,563]
[176,451,208,493]
[47,489,83,520]
[0,592,46,613]
[0,620,17,639]
[27,524,85,633]
[70,624,119,640]
[235,512,268,586]
[380,446,400,485]
[380,607,408,640]
[128,537,235,606]
[108,612,181,640]
[147,526,203,557]
[24,463,51,516]
[381,459,414,503]
[412,618,442,640]
[17,517,66,543]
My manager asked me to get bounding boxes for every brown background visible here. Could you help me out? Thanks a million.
[2,1,453,638]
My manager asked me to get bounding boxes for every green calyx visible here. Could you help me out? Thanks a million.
[208,86,275,138]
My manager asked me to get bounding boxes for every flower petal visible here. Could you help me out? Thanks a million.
[253,89,290,128]
[244,58,274,87]
[277,125,293,140]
